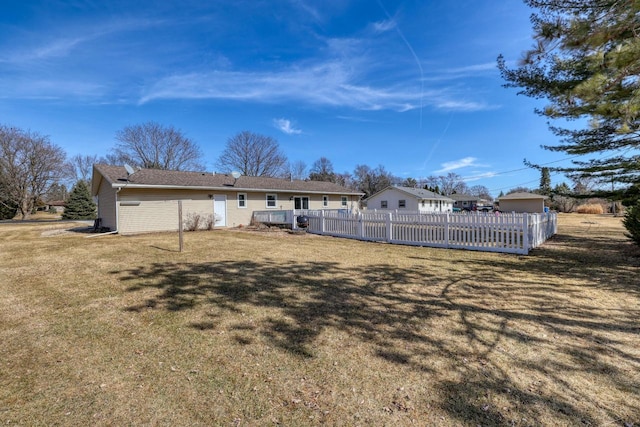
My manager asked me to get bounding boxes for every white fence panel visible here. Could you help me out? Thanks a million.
[295,210,557,255]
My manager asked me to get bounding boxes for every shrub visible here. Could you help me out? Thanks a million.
[62,181,96,220]
[575,204,604,214]
[184,213,219,231]
[622,201,640,246]
[183,213,201,231]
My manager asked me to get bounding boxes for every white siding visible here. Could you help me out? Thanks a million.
[96,181,117,230]
[367,188,452,213]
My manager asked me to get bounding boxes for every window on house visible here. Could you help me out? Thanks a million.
[266,194,277,208]
[398,200,406,208]
[381,200,388,209]
[322,195,329,207]
[421,201,426,207]
[341,196,348,207]
[237,193,247,208]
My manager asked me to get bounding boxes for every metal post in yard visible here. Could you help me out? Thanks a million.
[178,200,184,252]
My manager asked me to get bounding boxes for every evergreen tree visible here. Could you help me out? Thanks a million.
[539,167,552,195]
[62,181,96,220]
[622,201,640,246]
[0,199,18,220]
[498,1,640,187]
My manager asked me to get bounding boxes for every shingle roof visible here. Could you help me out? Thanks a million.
[368,186,453,201]
[396,186,453,200]
[448,193,480,201]
[92,164,363,196]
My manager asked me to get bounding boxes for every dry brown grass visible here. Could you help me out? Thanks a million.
[1,214,639,426]
[575,204,605,214]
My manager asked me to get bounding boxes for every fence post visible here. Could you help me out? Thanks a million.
[321,210,326,233]
[444,212,450,248]
[522,213,529,254]
[357,212,364,238]
[386,212,393,242]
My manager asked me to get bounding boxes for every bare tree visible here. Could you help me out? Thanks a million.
[309,157,337,182]
[468,184,493,201]
[285,160,307,180]
[216,131,288,177]
[0,125,67,219]
[114,122,204,171]
[67,154,100,183]
[427,172,468,196]
[353,164,393,198]
[507,186,532,194]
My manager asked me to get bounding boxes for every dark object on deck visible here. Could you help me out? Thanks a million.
[296,215,309,229]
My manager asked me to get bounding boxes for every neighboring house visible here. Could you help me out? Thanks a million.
[449,193,482,211]
[364,186,454,213]
[91,164,363,234]
[44,200,66,213]
[498,192,548,213]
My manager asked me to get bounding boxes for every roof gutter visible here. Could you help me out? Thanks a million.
[112,182,363,196]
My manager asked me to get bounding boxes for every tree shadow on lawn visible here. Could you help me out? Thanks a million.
[115,241,640,425]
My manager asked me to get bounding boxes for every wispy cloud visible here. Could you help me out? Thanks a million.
[444,62,497,74]
[435,100,498,112]
[139,62,425,111]
[462,171,498,182]
[273,118,302,135]
[0,18,164,65]
[434,156,479,173]
[371,19,396,33]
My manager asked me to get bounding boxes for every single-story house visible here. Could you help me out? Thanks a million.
[43,200,66,213]
[497,192,548,213]
[364,186,454,213]
[91,164,363,234]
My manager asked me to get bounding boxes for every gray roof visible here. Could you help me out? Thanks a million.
[369,186,454,201]
[448,193,481,201]
[92,164,363,196]
[498,192,548,200]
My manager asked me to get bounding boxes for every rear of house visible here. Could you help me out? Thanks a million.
[91,164,362,234]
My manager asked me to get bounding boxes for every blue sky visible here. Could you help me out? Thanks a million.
[0,0,578,196]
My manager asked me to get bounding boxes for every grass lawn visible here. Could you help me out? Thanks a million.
[1,214,639,426]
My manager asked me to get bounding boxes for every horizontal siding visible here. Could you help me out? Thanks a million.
[500,200,543,213]
[96,181,117,230]
[112,187,359,233]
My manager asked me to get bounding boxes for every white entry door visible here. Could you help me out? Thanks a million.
[213,195,227,227]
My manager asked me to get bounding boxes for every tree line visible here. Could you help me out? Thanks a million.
[0,121,496,221]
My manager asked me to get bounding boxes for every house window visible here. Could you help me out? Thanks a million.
[398,200,406,208]
[381,200,388,209]
[421,201,425,207]
[237,193,247,208]
[341,196,348,207]
[322,195,329,207]
[463,201,468,206]
[266,194,277,208]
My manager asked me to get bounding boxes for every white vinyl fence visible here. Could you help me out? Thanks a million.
[295,210,557,255]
